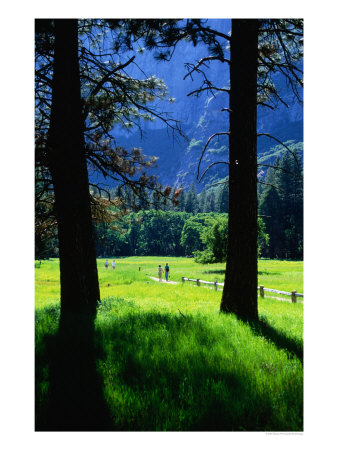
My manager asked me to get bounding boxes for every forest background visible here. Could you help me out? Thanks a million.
[2,1,338,449]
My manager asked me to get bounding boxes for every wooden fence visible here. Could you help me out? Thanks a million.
[181,277,304,303]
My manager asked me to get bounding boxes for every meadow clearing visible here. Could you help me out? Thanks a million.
[35,257,303,431]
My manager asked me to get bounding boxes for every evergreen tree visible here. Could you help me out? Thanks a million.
[185,182,198,213]
[258,149,303,260]
[150,190,161,210]
[123,18,303,320]
[275,151,303,259]
[198,187,207,213]
[35,19,181,254]
[135,186,150,210]
[176,188,186,212]
[216,184,229,213]
[220,19,259,321]
[259,186,283,258]
[205,190,216,213]
[167,183,178,211]
[46,19,100,320]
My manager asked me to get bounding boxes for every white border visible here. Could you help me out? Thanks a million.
[2,1,337,449]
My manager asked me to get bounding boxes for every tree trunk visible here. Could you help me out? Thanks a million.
[220,19,259,321]
[47,19,100,320]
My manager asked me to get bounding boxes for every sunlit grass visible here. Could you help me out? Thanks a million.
[35,257,303,431]
[35,257,303,309]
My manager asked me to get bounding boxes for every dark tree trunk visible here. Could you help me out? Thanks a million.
[220,19,259,321]
[47,19,100,320]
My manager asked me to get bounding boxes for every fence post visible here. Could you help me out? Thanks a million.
[182,277,185,283]
[260,286,264,298]
[197,279,200,286]
[291,290,297,303]
[214,280,218,291]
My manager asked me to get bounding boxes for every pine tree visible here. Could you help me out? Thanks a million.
[205,191,216,212]
[198,187,207,213]
[123,18,303,320]
[274,151,303,259]
[177,188,186,212]
[216,184,229,213]
[259,186,283,258]
[185,182,198,213]
[150,190,161,210]
[46,19,100,320]
[220,19,259,321]
[35,19,181,244]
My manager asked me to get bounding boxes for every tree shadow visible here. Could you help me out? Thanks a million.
[36,311,113,431]
[202,269,225,276]
[248,317,303,364]
[257,271,280,276]
[35,300,303,431]
[91,302,303,431]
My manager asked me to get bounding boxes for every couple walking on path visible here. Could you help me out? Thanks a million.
[105,259,116,270]
[158,263,170,282]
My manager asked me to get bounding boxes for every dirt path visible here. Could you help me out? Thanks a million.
[149,276,178,285]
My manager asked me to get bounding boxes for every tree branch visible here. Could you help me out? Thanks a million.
[257,102,275,110]
[198,161,230,183]
[257,133,301,170]
[187,86,230,97]
[257,163,302,179]
[183,55,230,80]
[197,132,230,178]
[195,24,231,42]
[258,181,284,192]
[208,179,229,188]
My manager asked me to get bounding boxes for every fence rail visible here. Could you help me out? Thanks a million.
[181,277,303,303]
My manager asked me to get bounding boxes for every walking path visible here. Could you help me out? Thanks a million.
[149,277,178,285]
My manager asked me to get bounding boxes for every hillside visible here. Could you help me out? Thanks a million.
[91,19,303,192]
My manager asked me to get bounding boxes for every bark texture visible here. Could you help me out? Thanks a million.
[47,19,100,319]
[220,19,259,321]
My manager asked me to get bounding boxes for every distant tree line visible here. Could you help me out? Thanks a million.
[258,149,303,260]
[105,180,229,214]
[36,209,269,262]
[93,210,268,262]
[36,148,302,262]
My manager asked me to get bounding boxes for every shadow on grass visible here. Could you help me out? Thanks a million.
[257,271,280,276]
[95,311,271,431]
[35,299,303,431]
[35,311,113,431]
[202,269,225,276]
[92,299,303,431]
[248,317,303,364]
[202,270,281,276]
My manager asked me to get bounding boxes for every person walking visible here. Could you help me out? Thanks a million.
[105,259,109,269]
[158,264,164,282]
[164,263,170,282]
[112,260,116,270]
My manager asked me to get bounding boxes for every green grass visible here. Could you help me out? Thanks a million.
[35,257,303,431]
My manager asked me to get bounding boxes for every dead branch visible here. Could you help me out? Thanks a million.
[195,23,231,42]
[187,86,230,97]
[208,179,229,188]
[257,163,302,180]
[258,181,284,192]
[257,102,275,110]
[257,133,301,170]
[183,55,230,80]
[198,161,230,183]
[197,132,230,179]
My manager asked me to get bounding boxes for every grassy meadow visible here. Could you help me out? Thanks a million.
[35,257,303,431]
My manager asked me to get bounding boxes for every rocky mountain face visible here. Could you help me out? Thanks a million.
[103,20,303,192]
